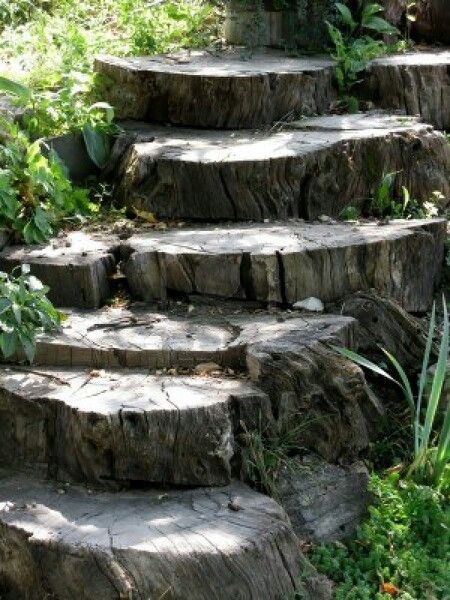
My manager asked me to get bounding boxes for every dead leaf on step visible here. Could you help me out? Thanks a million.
[89,369,105,378]
[133,207,158,223]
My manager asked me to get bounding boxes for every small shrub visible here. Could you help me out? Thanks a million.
[0,264,63,363]
[326,2,399,111]
[371,172,440,219]
[339,205,360,220]
[0,120,95,243]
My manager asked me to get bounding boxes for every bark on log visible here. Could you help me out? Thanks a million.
[277,455,371,542]
[112,114,450,221]
[0,232,116,308]
[122,219,446,313]
[340,290,438,370]
[0,367,269,486]
[95,50,337,129]
[361,52,450,131]
[0,314,381,482]
[0,472,329,600]
[412,0,450,44]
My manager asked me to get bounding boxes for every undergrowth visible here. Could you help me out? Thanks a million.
[0,0,221,135]
[309,474,450,600]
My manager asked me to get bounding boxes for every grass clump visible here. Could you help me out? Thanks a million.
[309,474,450,599]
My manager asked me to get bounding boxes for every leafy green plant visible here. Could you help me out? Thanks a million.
[0,264,63,363]
[0,75,118,167]
[339,205,360,221]
[326,2,399,111]
[371,172,440,219]
[309,474,450,599]
[333,297,449,490]
[0,120,94,243]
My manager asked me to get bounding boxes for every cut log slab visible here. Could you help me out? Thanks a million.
[0,471,328,600]
[0,314,381,474]
[95,49,337,128]
[29,309,354,370]
[112,113,450,221]
[0,367,269,486]
[277,455,370,542]
[122,219,446,312]
[0,232,116,308]
[362,51,450,130]
[340,290,437,370]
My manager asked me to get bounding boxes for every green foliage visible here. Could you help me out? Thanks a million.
[326,2,399,110]
[333,297,450,491]
[0,264,63,363]
[242,414,319,499]
[339,205,360,220]
[0,0,52,29]
[371,172,440,219]
[0,121,94,243]
[0,1,219,137]
[309,474,450,599]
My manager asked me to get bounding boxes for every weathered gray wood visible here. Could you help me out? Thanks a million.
[0,314,382,480]
[361,51,450,130]
[27,310,354,370]
[0,367,268,486]
[95,49,337,129]
[0,471,330,600]
[224,1,336,51]
[340,290,438,370]
[0,232,116,308]
[245,324,384,462]
[277,455,370,542]
[112,113,450,221]
[122,219,446,313]
[412,0,450,44]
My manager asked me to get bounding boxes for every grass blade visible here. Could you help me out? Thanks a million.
[381,348,415,416]
[421,298,449,454]
[415,302,436,453]
[332,345,403,389]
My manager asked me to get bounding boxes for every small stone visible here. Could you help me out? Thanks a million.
[228,498,242,512]
[293,297,324,312]
[318,215,332,223]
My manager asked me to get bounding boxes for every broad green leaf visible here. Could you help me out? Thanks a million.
[89,102,115,124]
[82,124,111,168]
[335,2,357,30]
[0,76,31,100]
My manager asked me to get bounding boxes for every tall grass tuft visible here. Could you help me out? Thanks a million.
[333,296,449,490]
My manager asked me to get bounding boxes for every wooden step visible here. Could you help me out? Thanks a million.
[0,312,382,483]
[30,308,354,370]
[96,49,450,130]
[112,113,450,221]
[0,470,318,600]
[95,49,337,129]
[122,219,446,313]
[361,50,450,131]
[0,232,115,308]
[0,366,268,486]
[1,220,444,313]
